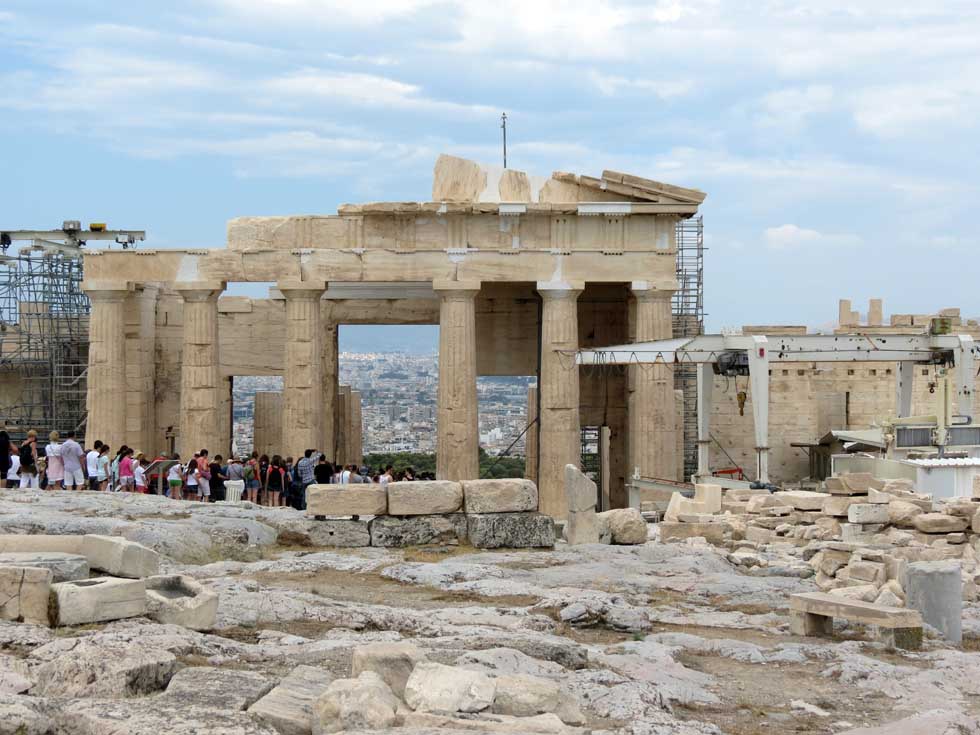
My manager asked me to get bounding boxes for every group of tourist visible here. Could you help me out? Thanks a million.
[0,431,425,510]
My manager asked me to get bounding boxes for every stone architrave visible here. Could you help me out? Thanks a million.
[537,282,583,519]
[564,465,599,544]
[629,283,677,481]
[279,281,327,459]
[82,282,134,451]
[434,280,480,481]
[175,281,224,457]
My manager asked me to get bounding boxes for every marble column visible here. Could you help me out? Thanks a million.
[279,281,326,459]
[253,391,283,458]
[434,280,480,481]
[628,283,677,481]
[320,305,340,461]
[175,281,224,458]
[83,282,133,451]
[524,384,539,483]
[350,390,363,466]
[537,282,583,519]
[338,385,351,465]
[127,284,158,456]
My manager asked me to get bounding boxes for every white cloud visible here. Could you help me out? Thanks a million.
[763,224,862,250]
[588,70,694,99]
[851,78,980,138]
[212,0,441,25]
[757,85,834,128]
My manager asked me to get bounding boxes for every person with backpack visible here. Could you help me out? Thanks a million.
[244,451,260,503]
[264,454,287,507]
[19,431,39,490]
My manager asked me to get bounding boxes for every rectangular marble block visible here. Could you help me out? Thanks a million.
[0,565,52,626]
[659,521,726,545]
[306,485,387,517]
[462,479,538,514]
[847,504,889,525]
[386,481,463,515]
[50,577,147,626]
[82,535,160,579]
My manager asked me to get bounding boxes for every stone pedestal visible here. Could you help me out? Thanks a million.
[434,280,480,481]
[904,560,962,644]
[175,282,224,457]
[83,282,134,451]
[629,283,676,482]
[279,282,326,459]
[253,391,283,458]
[537,283,582,519]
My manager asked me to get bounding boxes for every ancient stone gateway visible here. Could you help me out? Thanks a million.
[81,155,705,517]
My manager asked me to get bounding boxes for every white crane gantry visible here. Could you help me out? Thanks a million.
[573,333,978,483]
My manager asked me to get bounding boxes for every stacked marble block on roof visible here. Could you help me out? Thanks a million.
[658,472,980,640]
[0,533,218,630]
[305,478,556,549]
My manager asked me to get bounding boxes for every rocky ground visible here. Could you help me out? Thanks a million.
[2,490,980,734]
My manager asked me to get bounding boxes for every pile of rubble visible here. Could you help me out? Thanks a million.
[660,472,980,641]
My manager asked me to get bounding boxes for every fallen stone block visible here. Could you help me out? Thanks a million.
[889,500,925,527]
[162,666,275,711]
[81,535,160,579]
[351,641,426,699]
[841,523,886,543]
[564,465,599,545]
[145,575,219,631]
[386,480,463,515]
[848,560,886,585]
[948,532,967,544]
[745,494,785,513]
[274,518,371,547]
[466,513,554,549]
[841,472,875,494]
[867,488,892,504]
[50,577,146,626]
[944,499,980,518]
[369,514,466,547]
[913,513,968,534]
[313,671,399,734]
[0,566,51,625]
[248,664,334,735]
[405,661,495,713]
[773,490,827,511]
[745,526,775,544]
[463,479,538,514]
[596,508,647,545]
[828,584,882,603]
[665,483,722,521]
[823,496,861,517]
[727,487,771,502]
[306,485,387,517]
[659,521,726,545]
[904,560,962,644]
[491,673,562,718]
[848,504,889,525]
[0,535,83,555]
[0,552,88,583]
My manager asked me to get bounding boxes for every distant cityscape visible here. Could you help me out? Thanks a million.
[232,352,534,460]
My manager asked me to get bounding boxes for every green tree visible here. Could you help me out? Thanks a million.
[362,449,525,479]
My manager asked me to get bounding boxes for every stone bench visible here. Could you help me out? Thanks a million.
[789,592,923,649]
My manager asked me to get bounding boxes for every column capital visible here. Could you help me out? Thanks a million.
[174,281,225,302]
[278,280,327,300]
[631,279,677,300]
[81,281,134,301]
[536,281,584,298]
[432,279,481,295]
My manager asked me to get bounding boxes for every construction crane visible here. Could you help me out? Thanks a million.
[0,221,145,256]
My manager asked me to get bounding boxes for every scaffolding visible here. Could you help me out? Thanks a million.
[673,215,705,480]
[0,247,90,440]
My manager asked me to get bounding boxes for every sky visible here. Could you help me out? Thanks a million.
[2,1,978,351]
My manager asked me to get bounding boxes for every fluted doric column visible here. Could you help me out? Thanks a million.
[434,280,480,481]
[524,384,539,482]
[83,281,133,451]
[537,282,583,519]
[253,391,283,458]
[127,284,159,455]
[279,281,326,458]
[320,304,340,461]
[175,281,224,458]
[629,282,677,481]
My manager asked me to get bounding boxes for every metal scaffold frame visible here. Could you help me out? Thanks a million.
[0,247,90,440]
[673,215,705,480]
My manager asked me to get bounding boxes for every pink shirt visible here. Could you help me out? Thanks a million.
[119,456,134,478]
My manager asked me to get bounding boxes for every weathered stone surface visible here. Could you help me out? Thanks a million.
[368,514,466,547]
[841,472,875,494]
[306,485,387,517]
[82,534,160,578]
[145,575,219,631]
[822,496,861,517]
[596,508,647,545]
[0,655,32,694]
[0,693,55,734]
[564,465,596,514]
[889,500,924,527]
[848,504,889,525]
[162,666,275,711]
[248,665,334,735]
[351,641,426,698]
[467,513,554,549]
[904,560,962,644]
[273,518,371,547]
[491,673,562,718]
[405,661,496,713]
[0,552,88,582]
[913,513,968,534]
[50,577,147,626]
[745,494,785,513]
[463,479,539,514]
[772,490,827,511]
[744,526,775,544]
[848,560,886,585]
[386,480,464,515]
[64,698,281,734]
[312,671,399,734]
[0,566,51,625]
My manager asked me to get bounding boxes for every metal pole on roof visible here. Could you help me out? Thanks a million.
[501,112,507,168]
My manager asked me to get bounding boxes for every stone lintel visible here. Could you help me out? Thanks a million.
[631,279,678,297]
[81,280,134,298]
[277,280,327,299]
[536,280,585,295]
[432,279,481,294]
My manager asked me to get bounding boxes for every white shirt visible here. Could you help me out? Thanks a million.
[167,464,183,481]
[135,465,146,487]
[61,439,84,473]
[341,470,351,484]
[6,454,20,480]
[380,472,393,487]
[86,449,100,476]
